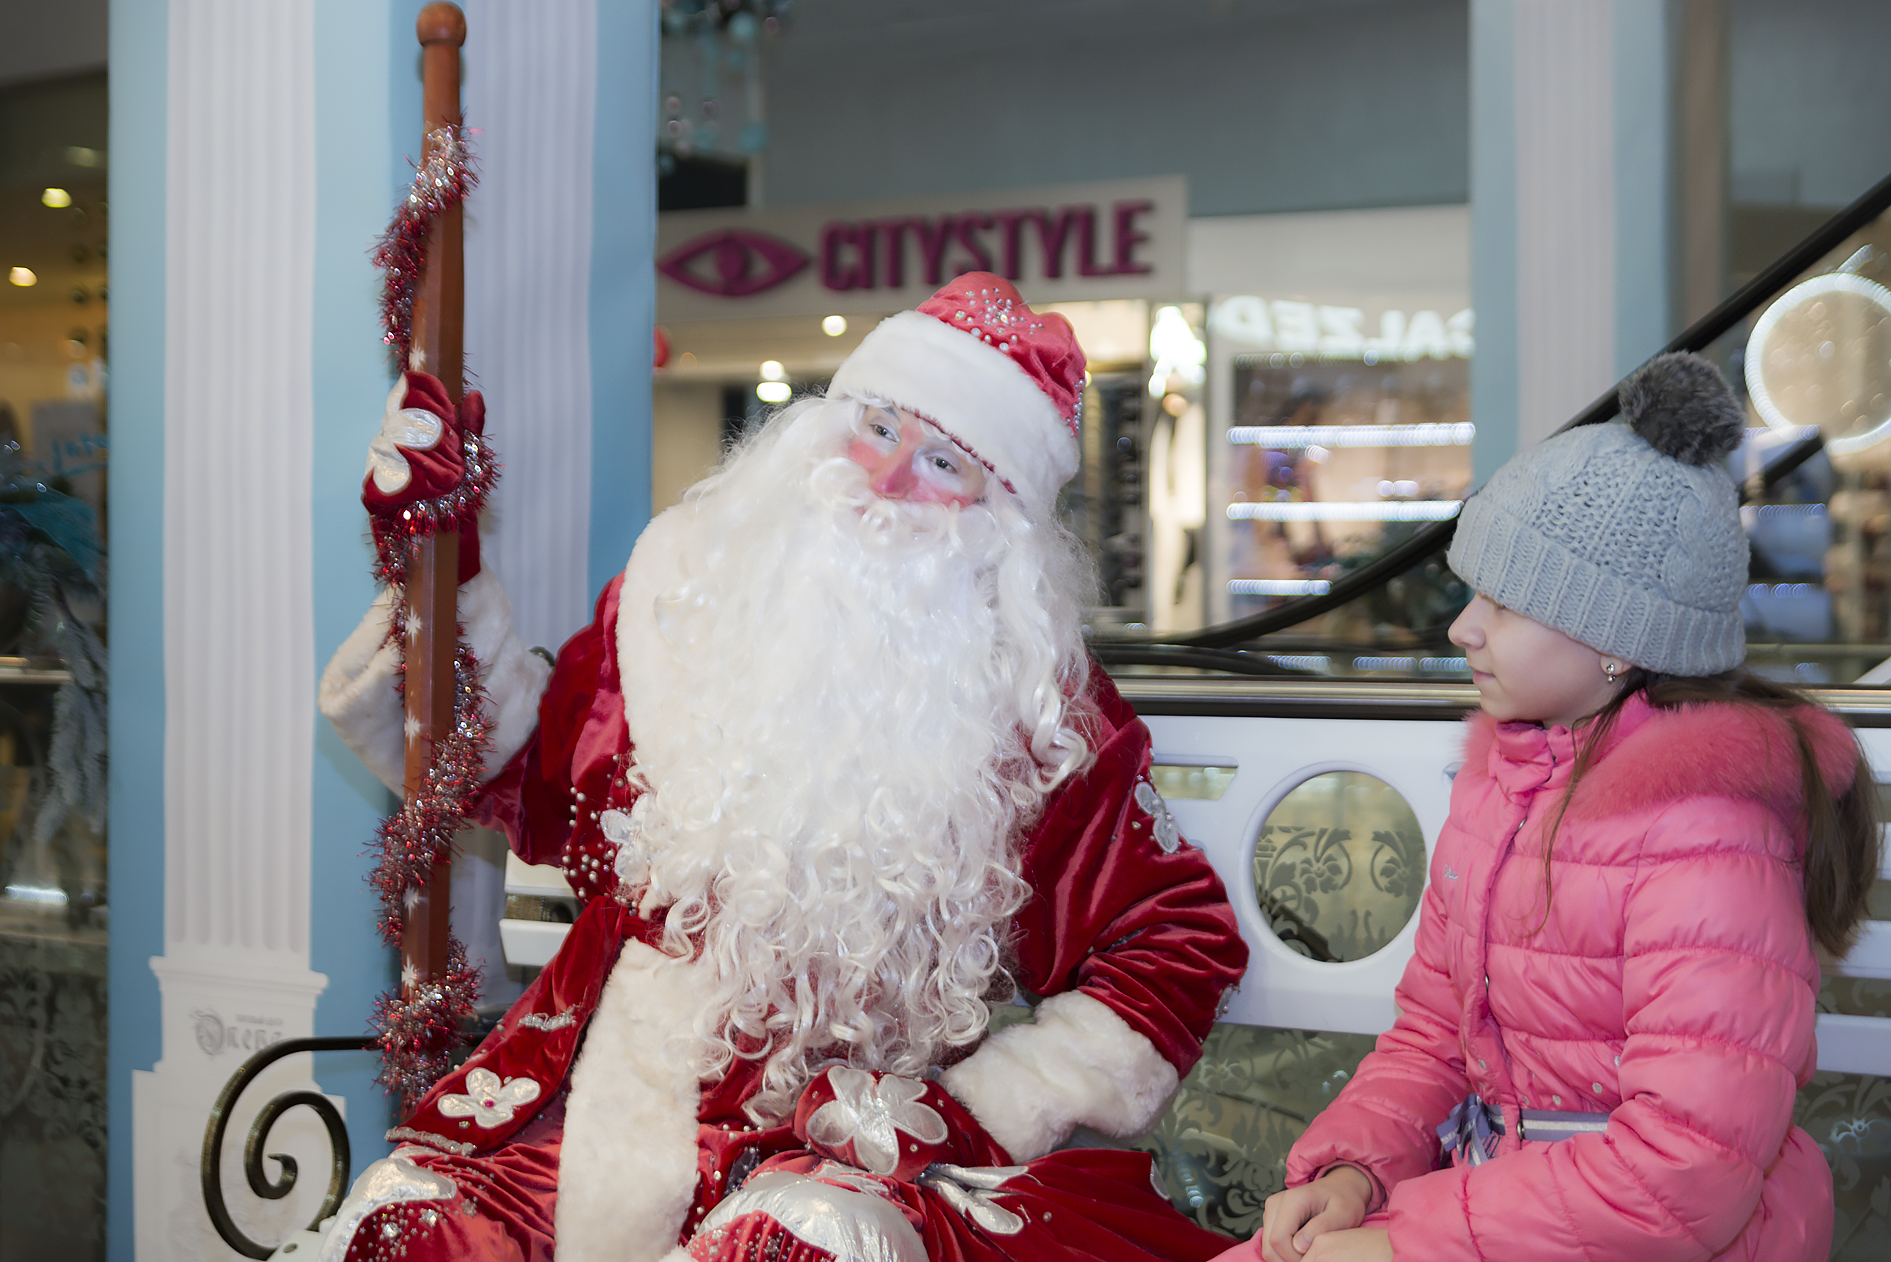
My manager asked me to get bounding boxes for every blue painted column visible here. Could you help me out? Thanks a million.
[106,1,169,1256]
[307,0,405,1188]
[588,1,659,595]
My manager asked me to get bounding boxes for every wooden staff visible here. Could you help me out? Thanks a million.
[401,0,466,996]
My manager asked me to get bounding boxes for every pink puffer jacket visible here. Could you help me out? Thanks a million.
[1286,693,1856,1261]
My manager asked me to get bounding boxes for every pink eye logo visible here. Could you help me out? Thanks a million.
[658,228,811,296]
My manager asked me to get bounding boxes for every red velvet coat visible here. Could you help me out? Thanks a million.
[373,573,1246,1261]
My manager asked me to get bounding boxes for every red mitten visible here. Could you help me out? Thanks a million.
[793,1066,1011,1182]
[361,371,486,584]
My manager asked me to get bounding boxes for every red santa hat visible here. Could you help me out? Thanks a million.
[827,272,1085,517]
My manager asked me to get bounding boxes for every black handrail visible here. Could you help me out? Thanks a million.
[1103,166,1891,653]
[201,1034,378,1259]
[1090,643,1316,677]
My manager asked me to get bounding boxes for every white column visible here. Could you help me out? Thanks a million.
[134,1,333,1257]
[463,0,600,655]
[1471,0,1675,477]
[1513,0,1617,449]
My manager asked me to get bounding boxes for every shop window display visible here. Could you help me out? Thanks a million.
[0,68,111,1262]
[1218,354,1474,656]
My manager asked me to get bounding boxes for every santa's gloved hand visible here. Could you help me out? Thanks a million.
[793,1066,1011,1181]
[361,371,487,584]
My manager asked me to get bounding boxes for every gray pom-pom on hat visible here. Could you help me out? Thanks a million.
[1619,351,1747,467]
[1447,351,1750,677]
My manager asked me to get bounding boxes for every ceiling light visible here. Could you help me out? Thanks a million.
[41,188,71,209]
[760,359,786,381]
[756,380,792,404]
[9,268,36,287]
[822,315,847,337]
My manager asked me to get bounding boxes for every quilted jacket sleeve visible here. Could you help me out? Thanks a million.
[1284,845,1472,1208]
[1379,796,1820,1262]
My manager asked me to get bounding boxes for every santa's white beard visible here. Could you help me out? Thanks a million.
[621,396,1095,1121]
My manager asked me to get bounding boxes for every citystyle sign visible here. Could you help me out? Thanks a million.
[813,201,1155,292]
[656,176,1185,322]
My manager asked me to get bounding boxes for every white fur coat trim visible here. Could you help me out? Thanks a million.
[556,940,707,1262]
[317,566,550,794]
[614,507,688,742]
[941,990,1178,1162]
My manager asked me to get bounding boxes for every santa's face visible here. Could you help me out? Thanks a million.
[842,405,988,508]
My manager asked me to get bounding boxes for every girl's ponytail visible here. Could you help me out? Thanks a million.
[1794,718,1877,958]
[1641,672,1878,957]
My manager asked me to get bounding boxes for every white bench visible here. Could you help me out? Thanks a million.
[499,682,1891,1081]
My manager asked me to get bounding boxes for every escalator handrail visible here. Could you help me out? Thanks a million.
[1104,165,1891,653]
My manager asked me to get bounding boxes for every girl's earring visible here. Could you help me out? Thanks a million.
[1604,661,1619,685]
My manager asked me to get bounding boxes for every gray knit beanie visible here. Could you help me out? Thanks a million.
[1447,352,1749,677]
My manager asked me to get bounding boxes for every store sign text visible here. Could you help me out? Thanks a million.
[1211,296,1474,360]
[820,200,1156,292]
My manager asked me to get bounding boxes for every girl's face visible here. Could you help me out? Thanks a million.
[1448,593,1623,728]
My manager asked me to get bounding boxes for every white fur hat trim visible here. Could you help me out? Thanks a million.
[828,310,1079,518]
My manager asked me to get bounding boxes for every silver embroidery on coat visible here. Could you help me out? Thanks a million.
[805,1068,947,1175]
[918,1163,1029,1235]
[317,1151,459,1262]
[515,1008,579,1032]
[1133,779,1182,853]
[382,1127,474,1156]
[695,1169,926,1262]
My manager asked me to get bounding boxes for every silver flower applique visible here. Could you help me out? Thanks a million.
[918,1163,1029,1235]
[365,376,444,494]
[1133,779,1182,853]
[602,803,649,890]
[436,1068,541,1128]
[805,1068,947,1175]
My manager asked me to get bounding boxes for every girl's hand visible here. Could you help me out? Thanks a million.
[1301,1228,1392,1261]
[1259,1166,1373,1262]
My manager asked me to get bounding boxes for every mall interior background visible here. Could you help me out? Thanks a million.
[1,1,1890,1258]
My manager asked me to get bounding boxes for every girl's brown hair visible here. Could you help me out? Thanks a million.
[1540,667,1879,957]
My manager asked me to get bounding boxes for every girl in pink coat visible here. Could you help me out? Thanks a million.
[1217,352,1881,1262]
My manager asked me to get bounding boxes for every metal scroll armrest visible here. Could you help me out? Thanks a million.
[201,1034,378,1259]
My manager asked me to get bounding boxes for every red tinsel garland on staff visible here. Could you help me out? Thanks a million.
[364,124,499,1110]
[373,123,476,367]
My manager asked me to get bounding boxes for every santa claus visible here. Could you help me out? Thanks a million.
[315,273,1248,1262]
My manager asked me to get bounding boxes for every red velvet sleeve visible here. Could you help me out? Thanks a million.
[1008,660,1248,1076]
[473,574,632,885]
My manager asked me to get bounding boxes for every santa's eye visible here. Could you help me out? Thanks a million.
[869,422,897,443]
[929,453,959,475]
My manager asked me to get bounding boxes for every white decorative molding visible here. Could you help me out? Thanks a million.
[143,1,328,1258]
[463,0,600,654]
[1512,0,1616,448]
